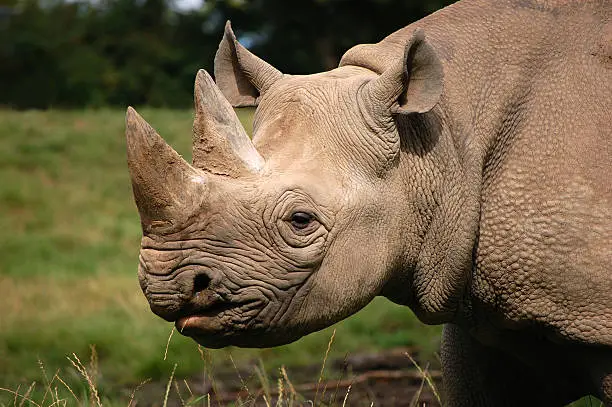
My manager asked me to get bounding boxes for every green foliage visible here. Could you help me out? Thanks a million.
[0,0,456,108]
[211,0,456,73]
[0,0,221,108]
[0,109,441,404]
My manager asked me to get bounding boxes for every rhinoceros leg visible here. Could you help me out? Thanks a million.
[440,324,580,406]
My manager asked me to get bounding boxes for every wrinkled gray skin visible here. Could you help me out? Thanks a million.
[126,0,612,405]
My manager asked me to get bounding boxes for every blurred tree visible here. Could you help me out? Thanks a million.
[208,0,456,73]
[0,0,455,108]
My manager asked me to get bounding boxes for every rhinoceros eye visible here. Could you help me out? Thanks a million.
[291,212,316,230]
[290,212,315,230]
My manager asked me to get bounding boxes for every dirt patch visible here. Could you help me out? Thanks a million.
[131,347,442,406]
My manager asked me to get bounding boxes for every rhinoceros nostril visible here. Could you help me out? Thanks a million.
[193,273,212,296]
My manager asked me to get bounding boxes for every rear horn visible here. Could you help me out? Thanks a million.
[192,69,264,177]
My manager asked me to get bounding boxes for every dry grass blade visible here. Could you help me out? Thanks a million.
[174,381,186,406]
[51,377,60,407]
[55,374,82,406]
[89,345,99,383]
[404,352,441,404]
[18,382,37,407]
[67,353,102,407]
[280,366,297,406]
[229,352,249,395]
[280,366,295,395]
[330,353,348,405]
[37,360,52,406]
[254,361,271,402]
[183,379,194,398]
[275,377,283,407]
[185,394,208,406]
[164,326,176,361]
[13,383,20,407]
[408,366,426,407]
[162,363,178,407]
[197,345,222,407]
[434,352,441,365]
[314,328,336,404]
[320,382,330,405]
[47,389,66,407]
[46,370,62,407]
[0,387,41,407]
[127,378,151,407]
[262,394,271,407]
[341,384,351,407]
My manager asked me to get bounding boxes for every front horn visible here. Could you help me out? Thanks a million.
[126,107,205,232]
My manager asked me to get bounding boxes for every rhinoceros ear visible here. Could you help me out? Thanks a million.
[214,21,284,107]
[126,107,205,232]
[362,29,444,116]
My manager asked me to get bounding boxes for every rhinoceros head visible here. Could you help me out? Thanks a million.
[127,23,444,348]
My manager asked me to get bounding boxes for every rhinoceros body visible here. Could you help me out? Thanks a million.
[126,0,611,404]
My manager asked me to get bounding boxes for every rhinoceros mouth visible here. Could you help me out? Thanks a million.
[175,299,264,341]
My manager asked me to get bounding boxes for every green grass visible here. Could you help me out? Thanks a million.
[0,108,441,404]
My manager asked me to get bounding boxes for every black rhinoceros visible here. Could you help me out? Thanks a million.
[125,0,612,404]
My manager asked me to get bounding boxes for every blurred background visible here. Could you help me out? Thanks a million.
[0,0,456,405]
[0,0,455,109]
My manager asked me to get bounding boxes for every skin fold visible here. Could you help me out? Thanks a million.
[126,0,611,405]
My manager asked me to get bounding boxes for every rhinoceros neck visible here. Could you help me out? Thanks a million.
[351,0,611,327]
[379,108,482,326]
[369,0,612,343]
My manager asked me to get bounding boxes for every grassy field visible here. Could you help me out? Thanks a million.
[0,109,442,404]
